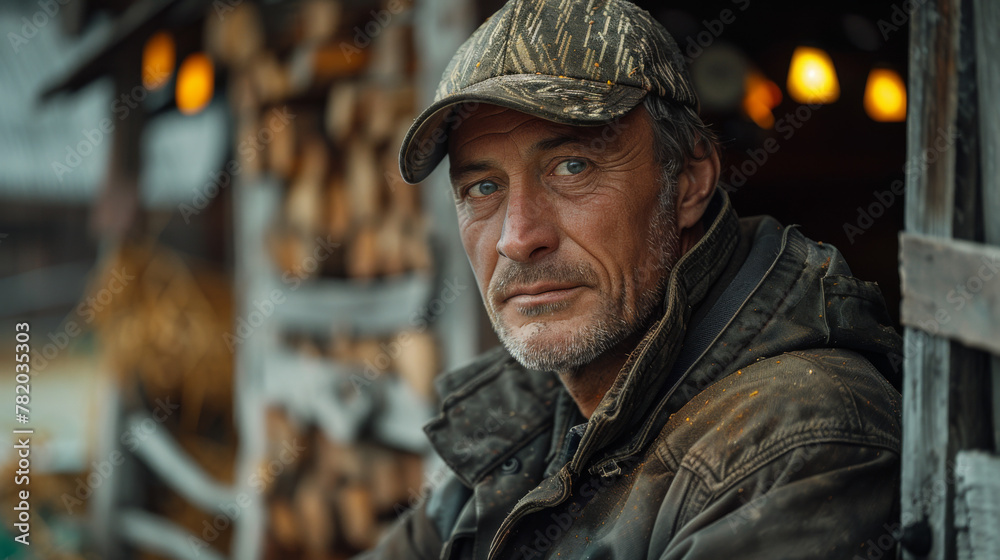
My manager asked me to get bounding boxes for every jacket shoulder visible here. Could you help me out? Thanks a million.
[654,348,901,487]
[432,345,514,402]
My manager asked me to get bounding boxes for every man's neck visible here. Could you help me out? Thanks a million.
[557,328,649,419]
[558,219,709,419]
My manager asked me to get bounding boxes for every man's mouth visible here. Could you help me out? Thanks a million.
[503,284,583,306]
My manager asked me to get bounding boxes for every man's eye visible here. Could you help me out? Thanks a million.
[553,159,588,176]
[468,180,500,198]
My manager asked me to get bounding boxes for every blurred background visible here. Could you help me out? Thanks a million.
[0,0,907,558]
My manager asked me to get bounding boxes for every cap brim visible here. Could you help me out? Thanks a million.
[398,74,647,184]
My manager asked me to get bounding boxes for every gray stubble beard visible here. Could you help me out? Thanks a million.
[489,179,680,374]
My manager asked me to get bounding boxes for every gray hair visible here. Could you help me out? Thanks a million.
[641,94,720,201]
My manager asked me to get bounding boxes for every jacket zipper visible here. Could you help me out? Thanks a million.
[487,233,688,559]
[486,471,573,560]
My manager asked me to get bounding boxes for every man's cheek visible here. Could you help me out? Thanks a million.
[460,243,492,302]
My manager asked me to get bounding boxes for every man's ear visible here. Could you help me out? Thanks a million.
[675,141,720,232]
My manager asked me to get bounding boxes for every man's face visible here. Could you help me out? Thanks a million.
[447,104,681,373]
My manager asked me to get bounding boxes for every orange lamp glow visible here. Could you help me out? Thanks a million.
[864,68,907,122]
[176,53,214,115]
[786,46,840,104]
[142,31,175,90]
[743,70,783,129]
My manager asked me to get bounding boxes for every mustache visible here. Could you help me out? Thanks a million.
[488,261,599,303]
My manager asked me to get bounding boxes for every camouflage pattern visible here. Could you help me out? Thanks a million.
[399,0,698,183]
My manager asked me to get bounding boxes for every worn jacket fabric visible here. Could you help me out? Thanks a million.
[358,189,903,560]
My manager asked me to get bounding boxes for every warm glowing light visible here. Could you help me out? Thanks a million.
[864,68,907,122]
[142,31,175,90]
[743,70,783,129]
[787,46,840,104]
[176,53,214,115]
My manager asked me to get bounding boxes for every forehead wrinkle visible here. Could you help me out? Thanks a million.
[449,107,650,188]
[449,161,496,188]
[450,117,532,166]
[605,141,651,170]
[452,129,600,176]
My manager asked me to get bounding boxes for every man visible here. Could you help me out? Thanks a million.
[359,0,902,558]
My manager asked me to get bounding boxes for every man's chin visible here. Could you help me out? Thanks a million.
[495,318,620,373]
[500,318,578,349]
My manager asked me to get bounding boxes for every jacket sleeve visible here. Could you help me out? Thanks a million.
[656,442,900,560]
[351,503,443,560]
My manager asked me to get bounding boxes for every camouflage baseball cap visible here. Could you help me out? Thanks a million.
[398,0,698,184]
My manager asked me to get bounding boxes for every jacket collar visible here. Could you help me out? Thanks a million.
[425,188,741,486]
[568,189,740,474]
[423,346,563,487]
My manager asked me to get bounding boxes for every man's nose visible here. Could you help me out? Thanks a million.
[496,184,558,262]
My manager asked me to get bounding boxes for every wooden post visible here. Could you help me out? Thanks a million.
[971,0,1000,453]
[900,0,961,556]
[900,0,1000,558]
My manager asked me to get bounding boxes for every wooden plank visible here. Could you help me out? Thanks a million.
[955,451,1000,560]
[261,349,374,444]
[125,413,237,513]
[118,509,226,560]
[900,233,1000,354]
[271,271,435,337]
[900,0,963,557]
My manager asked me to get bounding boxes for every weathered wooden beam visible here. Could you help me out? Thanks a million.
[119,509,226,560]
[900,233,1000,355]
[125,413,237,514]
[972,0,1000,454]
[900,0,963,556]
[954,451,1000,560]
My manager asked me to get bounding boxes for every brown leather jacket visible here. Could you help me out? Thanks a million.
[357,189,903,559]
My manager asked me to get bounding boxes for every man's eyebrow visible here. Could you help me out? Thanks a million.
[533,134,591,153]
[449,161,493,185]
[449,133,594,186]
